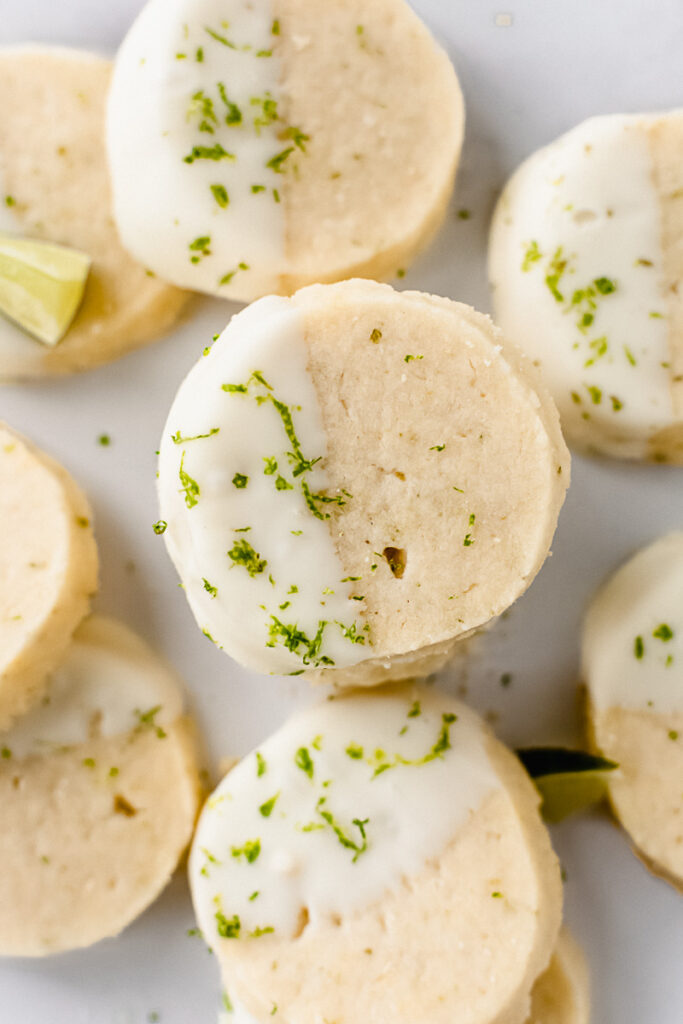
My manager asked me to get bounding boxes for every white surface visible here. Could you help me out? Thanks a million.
[0,1,682,1022]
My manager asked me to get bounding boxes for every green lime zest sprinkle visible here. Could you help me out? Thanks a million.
[231,839,261,863]
[171,428,219,444]
[251,94,278,131]
[316,797,369,862]
[256,751,267,776]
[204,26,237,48]
[521,240,542,272]
[372,713,458,777]
[202,578,218,598]
[219,262,250,286]
[259,792,280,817]
[152,520,167,535]
[346,744,364,759]
[210,184,229,208]
[267,147,295,173]
[183,143,235,164]
[653,623,674,641]
[215,911,241,938]
[179,453,200,508]
[216,82,241,125]
[634,635,644,659]
[268,617,340,667]
[295,746,314,778]
[232,473,249,489]
[228,538,267,577]
[188,235,212,263]
[545,246,568,303]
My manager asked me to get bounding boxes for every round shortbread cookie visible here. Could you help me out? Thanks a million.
[583,532,683,889]
[157,279,569,685]
[0,615,200,956]
[0,423,98,729]
[0,46,189,379]
[489,109,683,463]
[107,0,464,301]
[191,686,562,1024]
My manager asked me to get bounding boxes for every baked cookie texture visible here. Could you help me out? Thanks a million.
[527,930,590,1024]
[0,616,201,956]
[190,687,563,1024]
[107,0,464,301]
[0,422,98,729]
[489,109,683,463]
[583,532,683,889]
[0,46,189,378]
[158,279,569,684]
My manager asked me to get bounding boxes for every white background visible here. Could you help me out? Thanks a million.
[1,1,682,1021]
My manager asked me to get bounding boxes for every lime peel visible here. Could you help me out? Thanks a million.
[517,747,618,824]
[0,232,91,346]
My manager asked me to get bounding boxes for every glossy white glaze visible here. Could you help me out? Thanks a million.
[158,295,370,675]
[107,0,287,298]
[490,113,672,454]
[0,616,183,759]
[190,687,501,946]
[583,533,683,715]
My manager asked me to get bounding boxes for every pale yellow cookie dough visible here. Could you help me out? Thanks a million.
[0,46,189,378]
[300,282,570,685]
[0,423,98,729]
[0,616,201,956]
[527,929,590,1024]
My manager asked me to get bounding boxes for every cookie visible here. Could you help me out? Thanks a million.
[583,532,683,888]
[190,685,562,1024]
[489,110,683,462]
[158,279,569,684]
[0,615,200,955]
[0,423,98,728]
[527,930,590,1024]
[107,0,464,300]
[0,46,189,378]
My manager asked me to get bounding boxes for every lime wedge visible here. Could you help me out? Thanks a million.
[517,747,618,824]
[0,232,91,345]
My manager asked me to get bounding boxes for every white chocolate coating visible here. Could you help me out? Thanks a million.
[490,113,674,457]
[107,0,285,299]
[158,296,369,675]
[583,532,683,715]
[0,616,183,760]
[190,687,501,946]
